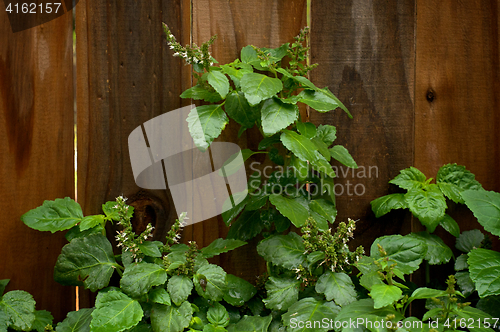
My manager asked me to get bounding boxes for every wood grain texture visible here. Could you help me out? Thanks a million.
[415,0,500,190]
[76,0,189,240]
[0,6,74,321]
[189,0,307,280]
[310,0,416,249]
[76,0,190,305]
[415,0,500,248]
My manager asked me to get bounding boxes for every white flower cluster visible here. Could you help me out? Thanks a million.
[142,223,155,240]
[172,212,188,243]
[163,23,215,68]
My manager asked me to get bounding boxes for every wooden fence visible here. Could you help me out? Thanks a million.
[1,0,499,321]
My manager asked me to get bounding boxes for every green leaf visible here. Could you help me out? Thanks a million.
[454,306,495,332]
[137,241,162,258]
[180,84,222,103]
[315,271,357,307]
[360,271,385,291]
[223,274,257,307]
[455,254,468,271]
[422,308,442,322]
[310,155,336,178]
[55,308,93,332]
[127,322,152,332]
[54,233,117,292]
[280,130,318,163]
[0,290,35,331]
[321,87,353,118]
[370,284,402,309]
[65,225,105,242]
[335,298,403,332]
[370,235,427,274]
[290,155,309,182]
[268,147,284,166]
[150,302,192,332]
[32,310,53,332]
[277,69,351,116]
[219,149,265,177]
[408,288,448,302]
[221,63,252,89]
[399,317,437,332]
[203,324,226,332]
[296,121,316,139]
[148,288,171,306]
[439,214,460,237]
[462,190,500,237]
[226,209,264,241]
[225,91,259,128]
[21,197,83,233]
[390,167,427,191]
[102,201,134,222]
[258,134,281,150]
[404,187,447,232]
[187,104,229,151]
[90,291,143,332]
[356,256,378,275]
[468,248,500,297]
[257,233,305,269]
[437,164,482,203]
[298,89,343,112]
[79,215,105,232]
[282,298,340,332]
[315,125,337,146]
[407,232,452,265]
[226,315,272,332]
[120,263,168,298]
[311,140,330,165]
[240,73,283,106]
[263,277,300,311]
[207,71,230,98]
[194,265,227,301]
[0,280,8,297]
[309,199,337,223]
[207,302,229,327]
[221,192,248,226]
[269,194,309,227]
[476,295,500,320]
[455,271,475,297]
[371,194,408,218]
[329,145,357,168]
[240,46,264,70]
[167,275,193,306]
[0,310,8,332]
[456,229,484,253]
[201,238,247,258]
[261,208,290,232]
[261,98,298,136]
[438,182,464,204]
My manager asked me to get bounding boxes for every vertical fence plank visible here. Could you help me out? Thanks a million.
[77,0,187,238]
[187,0,307,280]
[76,0,189,306]
[0,7,74,321]
[415,0,500,246]
[310,1,416,249]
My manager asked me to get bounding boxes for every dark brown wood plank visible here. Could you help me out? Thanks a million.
[76,0,189,304]
[77,0,188,237]
[0,6,74,321]
[415,0,500,246]
[189,0,307,280]
[310,0,416,249]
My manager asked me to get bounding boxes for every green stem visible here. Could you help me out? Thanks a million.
[113,263,124,277]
